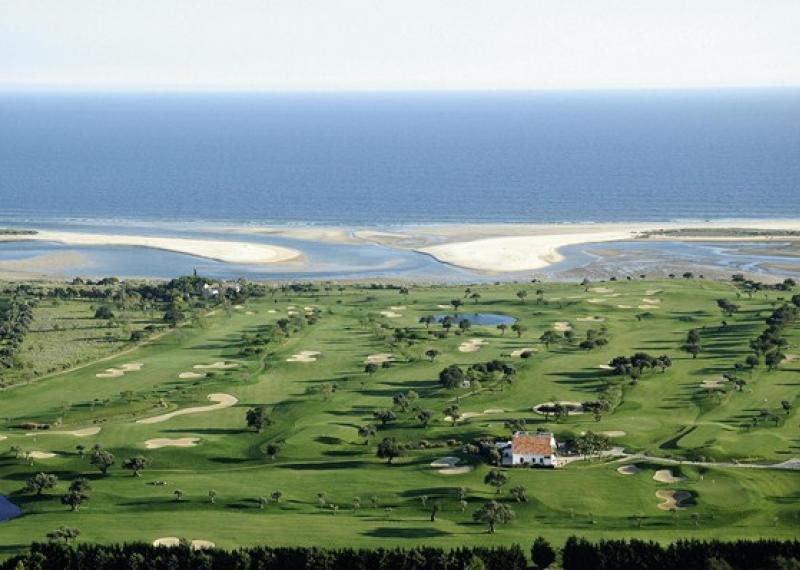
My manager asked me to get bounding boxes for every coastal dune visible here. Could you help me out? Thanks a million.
[0,231,302,265]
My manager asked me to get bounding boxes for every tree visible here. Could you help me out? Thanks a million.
[376,437,403,464]
[451,299,463,312]
[511,323,527,338]
[497,323,508,336]
[90,449,115,475]
[208,490,217,504]
[372,409,396,427]
[765,351,784,371]
[246,407,272,433]
[516,290,528,303]
[458,318,472,333]
[122,455,151,477]
[47,526,80,544]
[425,349,440,362]
[483,469,508,494]
[472,500,514,533]
[540,330,561,349]
[358,424,376,444]
[438,364,465,389]
[416,409,434,427]
[444,405,461,426]
[174,489,184,502]
[25,472,58,495]
[419,316,435,329]
[509,485,528,503]
[392,392,410,412]
[61,479,91,512]
[531,536,556,569]
[266,443,281,459]
[364,362,378,375]
[430,502,440,522]
[271,490,283,503]
[94,305,115,320]
[470,292,481,304]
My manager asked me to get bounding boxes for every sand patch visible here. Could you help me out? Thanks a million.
[390,306,406,311]
[587,298,604,304]
[645,289,663,296]
[286,350,321,363]
[436,304,452,309]
[145,437,200,449]
[245,311,255,315]
[193,361,240,370]
[553,321,572,332]
[430,457,460,467]
[379,310,402,318]
[533,401,585,415]
[597,364,614,370]
[458,338,489,352]
[616,304,633,309]
[267,309,277,314]
[653,469,686,483]
[153,537,214,549]
[639,304,660,310]
[192,540,216,550]
[617,464,641,475]
[577,316,606,322]
[28,451,57,459]
[365,353,395,364]
[136,393,238,424]
[510,348,537,357]
[599,430,626,438]
[642,297,661,304]
[782,353,799,363]
[179,372,205,379]
[26,427,101,437]
[96,362,144,378]
[0,435,6,441]
[439,466,475,475]
[484,408,505,414]
[287,310,299,316]
[589,287,615,293]
[656,490,693,511]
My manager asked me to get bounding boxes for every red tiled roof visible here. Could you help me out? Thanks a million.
[512,433,554,456]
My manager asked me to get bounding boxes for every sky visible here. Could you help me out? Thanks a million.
[1,0,799,91]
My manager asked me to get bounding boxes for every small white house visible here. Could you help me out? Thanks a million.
[499,431,557,467]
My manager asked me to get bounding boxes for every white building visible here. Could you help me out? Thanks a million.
[499,431,557,467]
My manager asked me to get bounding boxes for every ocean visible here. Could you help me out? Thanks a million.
[1,89,799,226]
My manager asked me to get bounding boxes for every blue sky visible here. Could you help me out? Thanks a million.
[1,0,798,91]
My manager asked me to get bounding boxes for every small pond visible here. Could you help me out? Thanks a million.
[435,312,517,326]
[0,495,21,522]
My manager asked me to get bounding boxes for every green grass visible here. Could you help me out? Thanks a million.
[0,279,798,556]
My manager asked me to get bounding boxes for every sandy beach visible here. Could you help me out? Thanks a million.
[0,231,302,265]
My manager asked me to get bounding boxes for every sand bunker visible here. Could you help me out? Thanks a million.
[639,304,660,310]
[233,305,244,310]
[153,537,216,550]
[510,348,537,357]
[653,469,686,483]
[436,304,453,309]
[459,338,489,353]
[617,464,641,475]
[617,304,633,309]
[286,350,321,363]
[589,287,615,293]
[390,306,406,311]
[642,297,661,304]
[0,435,6,441]
[179,372,205,379]
[656,490,693,510]
[193,361,240,370]
[245,311,255,315]
[267,309,277,314]
[577,316,606,322]
[533,401,584,415]
[365,353,395,364]
[379,310,402,318]
[430,457,460,467]
[136,393,238,424]
[439,466,475,475]
[701,377,728,390]
[597,364,614,370]
[287,310,299,316]
[587,298,604,303]
[553,321,572,332]
[600,430,626,438]
[645,289,664,296]
[96,362,144,378]
[484,408,505,414]
[28,451,57,459]
[26,426,101,437]
[145,437,200,449]
[782,354,799,363]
